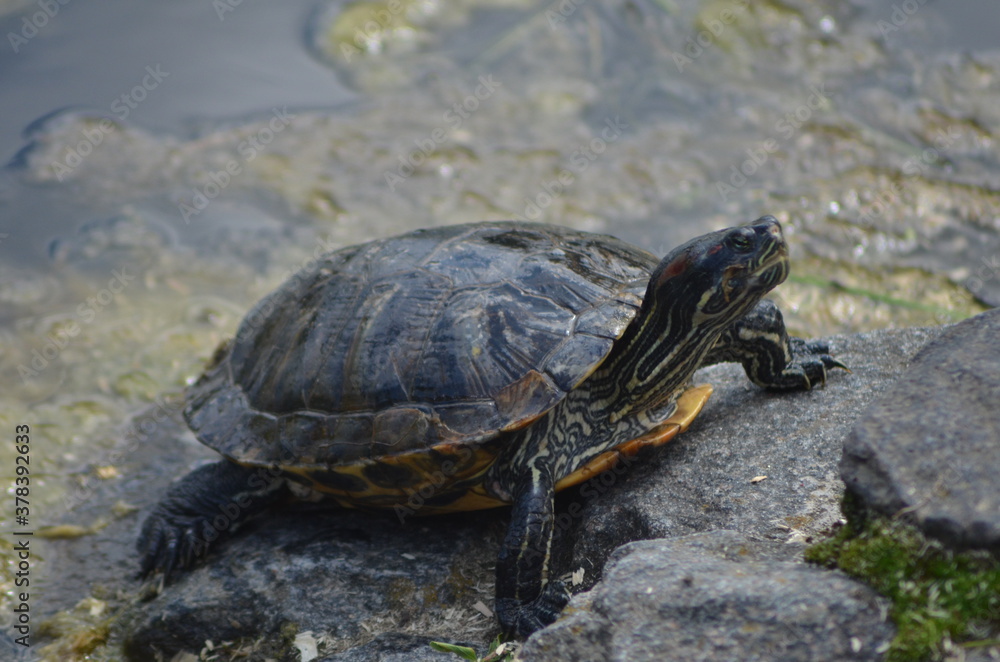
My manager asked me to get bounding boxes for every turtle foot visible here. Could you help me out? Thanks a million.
[137,461,286,583]
[778,338,850,390]
[497,580,571,638]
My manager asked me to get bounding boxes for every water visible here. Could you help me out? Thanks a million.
[0,0,352,265]
[0,0,998,656]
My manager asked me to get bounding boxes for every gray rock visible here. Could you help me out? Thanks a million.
[122,496,500,660]
[564,326,939,587]
[519,531,894,662]
[318,633,468,661]
[42,326,941,660]
[841,309,1000,550]
[37,405,500,662]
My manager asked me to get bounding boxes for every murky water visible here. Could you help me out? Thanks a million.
[0,0,998,657]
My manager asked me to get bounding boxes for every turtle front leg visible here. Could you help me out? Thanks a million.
[138,460,289,582]
[494,465,569,637]
[702,299,847,390]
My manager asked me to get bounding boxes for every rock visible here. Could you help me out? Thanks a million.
[841,309,1000,550]
[563,326,939,587]
[38,407,501,662]
[318,633,470,661]
[122,496,500,660]
[0,634,29,662]
[518,531,895,662]
[41,326,940,660]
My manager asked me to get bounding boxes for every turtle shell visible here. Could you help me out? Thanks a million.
[184,222,659,501]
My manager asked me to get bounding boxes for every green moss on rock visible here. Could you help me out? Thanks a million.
[806,493,1000,661]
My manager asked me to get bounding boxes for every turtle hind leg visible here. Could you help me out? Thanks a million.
[137,460,289,582]
[704,299,848,391]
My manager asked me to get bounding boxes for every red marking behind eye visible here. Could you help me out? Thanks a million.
[656,252,691,287]
[706,244,723,256]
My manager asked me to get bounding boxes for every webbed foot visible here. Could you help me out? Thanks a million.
[137,460,287,582]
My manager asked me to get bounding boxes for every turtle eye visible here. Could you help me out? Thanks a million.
[725,231,754,253]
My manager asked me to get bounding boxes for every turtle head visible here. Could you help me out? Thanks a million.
[594,217,790,421]
[646,216,788,326]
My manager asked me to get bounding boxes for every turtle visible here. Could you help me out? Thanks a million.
[138,217,845,637]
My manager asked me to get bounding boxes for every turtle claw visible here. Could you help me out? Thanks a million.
[136,460,288,584]
[497,580,570,637]
[137,507,210,583]
[791,340,850,372]
[709,302,848,392]
[825,356,851,374]
[783,340,850,390]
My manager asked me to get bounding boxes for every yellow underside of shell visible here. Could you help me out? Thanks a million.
[281,383,714,515]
